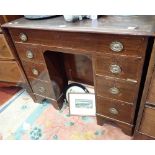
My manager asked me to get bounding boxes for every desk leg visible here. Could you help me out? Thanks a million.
[97,115,104,125]
[96,115,133,136]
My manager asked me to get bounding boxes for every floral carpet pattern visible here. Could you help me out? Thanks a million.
[0,90,131,140]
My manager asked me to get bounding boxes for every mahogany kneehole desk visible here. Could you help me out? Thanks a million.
[3,16,155,136]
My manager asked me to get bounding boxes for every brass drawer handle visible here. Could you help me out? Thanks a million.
[38,87,46,93]
[110,64,121,74]
[19,33,28,42]
[110,41,123,52]
[109,87,120,95]
[32,68,39,76]
[109,108,118,115]
[26,50,33,59]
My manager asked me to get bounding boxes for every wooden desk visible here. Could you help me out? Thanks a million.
[2,16,155,136]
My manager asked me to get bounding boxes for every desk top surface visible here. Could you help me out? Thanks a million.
[2,16,155,36]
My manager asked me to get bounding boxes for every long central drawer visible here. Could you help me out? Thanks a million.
[9,28,147,57]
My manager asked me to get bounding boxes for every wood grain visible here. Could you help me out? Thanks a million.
[0,61,23,83]
[0,34,14,60]
[63,53,94,85]
[96,96,133,123]
[139,106,155,137]
[15,43,44,63]
[95,54,142,80]
[134,39,155,139]
[146,69,155,105]
[33,93,59,109]
[96,75,138,103]
[29,77,56,99]
[3,16,153,135]
[2,16,155,36]
[22,60,50,82]
[134,131,154,140]
[9,29,147,57]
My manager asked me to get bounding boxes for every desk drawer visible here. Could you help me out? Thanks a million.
[0,60,23,83]
[96,75,137,103]
[15,43,44,63]
[29,78,55,99]
[95,54,142,81]
[22,61,49,82]
[139,106,155,138]
[10,28,147,57]
[0,34,14,59]
[96,96,133,123]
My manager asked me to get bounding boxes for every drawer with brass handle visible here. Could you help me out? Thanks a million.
[22,61,50,81]
[15,43,44,63]
[29,78,55,99]
[94,54,142,81]
[9,29,147,57]
[96,96,133,124]
[96,75,138,103]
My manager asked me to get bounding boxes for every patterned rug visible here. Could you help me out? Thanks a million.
[0,90,132,140]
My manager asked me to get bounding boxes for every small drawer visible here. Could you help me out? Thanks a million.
[22,61,50,81]
[96,96,133,124]
[15,43,44,63]
[139,106,155,138]
[96,75,138,103]
[29,78,55,99]
[0,34,14,59]
[94,54,142,81]
[96,35,147,57]
[9,28,147,57]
